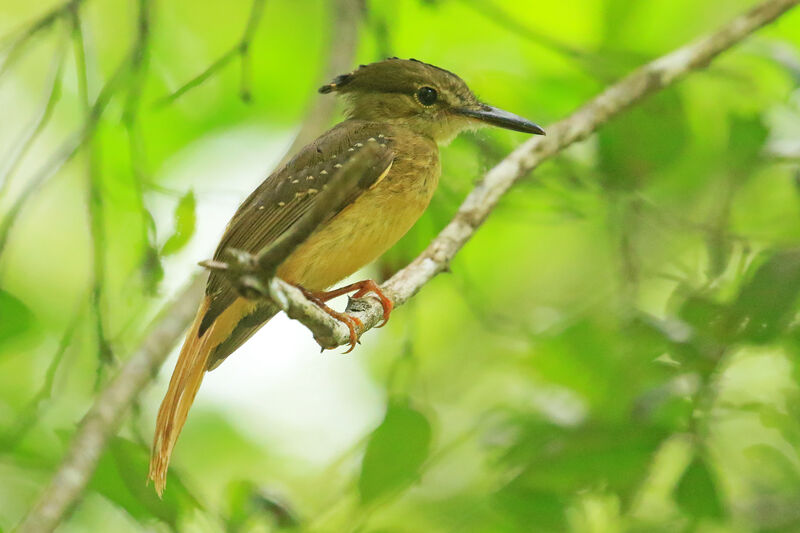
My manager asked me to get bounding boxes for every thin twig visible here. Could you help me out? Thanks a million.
[454,0,620,81]
[14,1,799,531]
[0,56,129,260]
[0,302,85,449]
[0,30,66,199]
[279,0,362,163]
[154,0,266,106]
[69,9,114,385]
[122,0,160,290]
[0,0,82,79]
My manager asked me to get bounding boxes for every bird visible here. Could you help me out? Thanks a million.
[149,58,545,495]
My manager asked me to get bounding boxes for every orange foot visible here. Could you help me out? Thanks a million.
[297,280,394,353]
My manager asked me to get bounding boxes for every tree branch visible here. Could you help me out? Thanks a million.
[14,277,206,533]
[13,0,798,530]
[231,0,800,350]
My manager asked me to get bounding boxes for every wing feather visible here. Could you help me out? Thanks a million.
[202,122,395,329]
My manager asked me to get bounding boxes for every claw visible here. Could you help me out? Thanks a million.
[341,315,359,354]
[297,279,393,352]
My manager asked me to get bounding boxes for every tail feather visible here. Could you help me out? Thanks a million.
[148,296,254,496]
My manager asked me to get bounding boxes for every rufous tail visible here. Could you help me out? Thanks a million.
[148,296,253,496]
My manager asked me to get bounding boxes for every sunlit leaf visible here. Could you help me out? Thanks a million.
[359,399,432,503]
[743,444,800,489]
[161,191,196,256]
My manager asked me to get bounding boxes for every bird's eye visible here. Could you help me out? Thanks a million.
[416,86,438,106]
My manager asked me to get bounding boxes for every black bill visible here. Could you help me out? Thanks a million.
[457,104,545,135]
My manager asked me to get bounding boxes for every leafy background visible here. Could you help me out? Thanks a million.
[2,0,800,531]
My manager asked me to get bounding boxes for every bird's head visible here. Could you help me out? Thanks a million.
[319,58,545,143]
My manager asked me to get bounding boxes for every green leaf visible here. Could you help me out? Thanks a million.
[89,437,199,527]
[224,480,299,531]
[597,88,688,191]
[726,113,768,178]
[141,245,164,294]
[161,191,196,256]
[0,289,35,346]
[500,421,665,499]
[675,455,724,520]
[743,444,800,489]
[358,399,432,503]
[493,481,567,533]
[728,249,800,343]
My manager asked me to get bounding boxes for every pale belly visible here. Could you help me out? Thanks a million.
[276,169,438,290]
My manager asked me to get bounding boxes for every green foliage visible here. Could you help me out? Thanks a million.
[225,480,300,531]
[161,191,197,256]
[1,0,800,532]
[88,437,199,528]
[0,289,35,350]
[728,249,800,343]
[675,453,724,520]
[359,399,432,504]
[598,88,689,191]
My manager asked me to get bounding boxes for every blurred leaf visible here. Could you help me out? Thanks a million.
[225,480,299,531]
[161,191,196,256]
[726,113,768,178]
[500,420,665,500]
[359,399,432,503]
[598,88,688,191]
[493,481,567,533]
[743,444,800,489]
[728,249,800,343]
[675,454,724,520]
[141,244,165,294]
[89,436,199,527]
[0,289,35,346]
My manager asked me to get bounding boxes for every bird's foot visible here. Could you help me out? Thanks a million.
[297,280,394,353]
[297,287,363,353]
[310,280,393,327]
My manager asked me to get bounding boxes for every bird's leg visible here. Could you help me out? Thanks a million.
[295,280,394,353]
[296,286,364,353]
[308,280,393,327]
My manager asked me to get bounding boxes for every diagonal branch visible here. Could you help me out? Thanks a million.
[234,0,800,350]
[13,0,798,531]
[14,276,207,533]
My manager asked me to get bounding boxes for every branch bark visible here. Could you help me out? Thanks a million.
[264,0,800,349]
[14,0,798,531]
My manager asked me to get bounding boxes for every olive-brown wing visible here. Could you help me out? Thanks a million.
[202,125,395,333]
